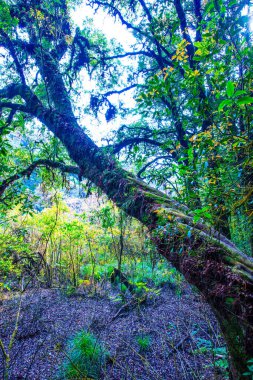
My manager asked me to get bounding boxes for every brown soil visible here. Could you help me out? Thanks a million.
[0,282,228,380]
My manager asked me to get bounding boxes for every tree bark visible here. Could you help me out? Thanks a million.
[44,109,253,379]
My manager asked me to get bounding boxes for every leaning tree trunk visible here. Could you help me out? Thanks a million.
[25,55,253,376]
[42,106,253,379]
[2,40,252,378]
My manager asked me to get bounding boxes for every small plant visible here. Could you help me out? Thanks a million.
[243,358,253,379]
[59,330,108,380]
[194,337,213,354]
[213,347,229,375]
[136,334,152,352]
[193,338,229,377]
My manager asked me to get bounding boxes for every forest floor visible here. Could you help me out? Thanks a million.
[0,281,228,380]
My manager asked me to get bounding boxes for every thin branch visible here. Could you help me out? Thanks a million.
[138,0,153,23]
[168,332,192,356]
[102,84,138,97]
[0,83,49,120]
[5,109,16,127]
[93,1,145,36]
[103,51,153,60]
[138,0,174,69]
[173,0,195,67]
[0,159,80,197]
[194,0,203,42]
[110,137,164,154]
[0,109,17,136]
[0,102,28,113]
[92,0,173,62]
[137,155,171,178]
[0,29,26,85]
[0,339,8,361]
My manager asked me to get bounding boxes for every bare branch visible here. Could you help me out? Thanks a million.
[109,137,164,154]
[0,159,80,197]
[104,50,153,60]
[102,84,138,97]
[137,155,171,178]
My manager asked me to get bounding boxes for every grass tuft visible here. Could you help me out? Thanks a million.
[58,330,108,380]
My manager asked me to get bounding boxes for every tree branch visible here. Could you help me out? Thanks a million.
[194,0,203,42]
[173,0,195,67]
[0,83,49,119]
[0,102,29,113]
[137,155,172,178]
[104,50,153,60]
[138,0,175,64]
[102,84,138,97]
[92,0,146,36]
[91,0,173,63]
[0,29,26,85]
[0,160,80,197]
[110,137,164,154]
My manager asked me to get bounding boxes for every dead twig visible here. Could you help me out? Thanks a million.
[167,332,192,356]
[111,295,147,322]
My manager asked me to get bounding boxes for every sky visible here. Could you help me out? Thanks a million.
[69,3,138,145]
[71,4,136,47]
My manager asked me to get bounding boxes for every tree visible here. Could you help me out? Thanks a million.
[0,0,252,378]
[88,0,253,253]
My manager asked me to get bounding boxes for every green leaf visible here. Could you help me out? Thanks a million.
[194,41,202,48]
[226,81,234,97]
[229,0,237,6]
[234,90,246,97]
[218,99,232,111]
[225,297,235,305]
[237,96,253,106]
[204,1,214,14]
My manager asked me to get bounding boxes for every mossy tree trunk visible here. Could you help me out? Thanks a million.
[32,102,253,378]
[1,22,252,379]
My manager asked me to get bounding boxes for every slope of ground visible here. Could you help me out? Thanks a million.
[0,282,228,380]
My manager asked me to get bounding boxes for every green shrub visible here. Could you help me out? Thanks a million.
[80,263,116,282]
[59,330,108,379]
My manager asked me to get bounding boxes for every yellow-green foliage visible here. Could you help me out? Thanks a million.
[0,198,152,288]
[0,196,181,292]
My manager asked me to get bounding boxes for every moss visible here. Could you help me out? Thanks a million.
[214,312,249,379]
[143,191,171,204]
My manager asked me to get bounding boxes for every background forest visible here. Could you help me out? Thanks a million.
[0,0,252,379]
